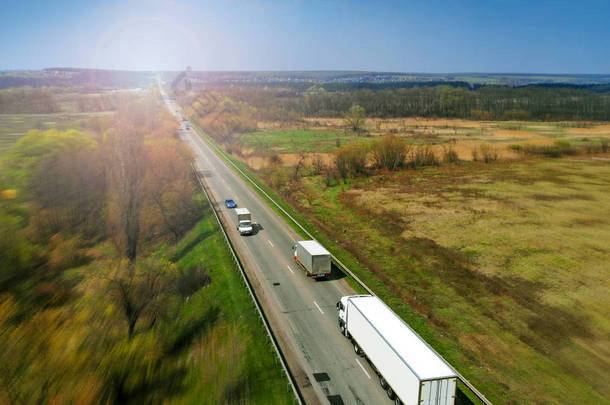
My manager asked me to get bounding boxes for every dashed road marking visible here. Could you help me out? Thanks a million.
[355,359,371,379]
[313,300,324,314]
[268,240,274,247]
[287,265,294,274]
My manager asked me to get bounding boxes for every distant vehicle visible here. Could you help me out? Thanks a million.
[235,208,253,235]
[337,295,457,405]
[225,198,237,208]
[185,121,190,130]
[292,240,331,279]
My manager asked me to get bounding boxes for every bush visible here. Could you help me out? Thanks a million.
[522,145,568,158]
[407,146,440,168]
[471,145,498,163]
[480,144,499,163]
[442,144,460,164]
[371,135,408,170]
[334,141,369,180]
[602,139,609,153]
[509,144,523,153]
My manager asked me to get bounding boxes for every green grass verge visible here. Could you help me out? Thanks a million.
[159,196,295,404]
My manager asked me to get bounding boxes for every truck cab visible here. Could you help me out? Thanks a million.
[336,296,349,336]
[235,208,253,235]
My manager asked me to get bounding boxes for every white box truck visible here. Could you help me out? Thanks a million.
[337,295,457,405]
[235,208,253,235]
[292,240,331,279]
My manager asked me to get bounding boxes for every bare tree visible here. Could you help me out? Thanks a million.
[107,259,177,339]
[106,119,147,261]
[292,152,307,181]
[312,154,324,175]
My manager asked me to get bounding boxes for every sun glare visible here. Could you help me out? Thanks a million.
[93,16,201,70]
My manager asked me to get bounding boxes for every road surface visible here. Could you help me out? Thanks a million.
[161,90,390,405]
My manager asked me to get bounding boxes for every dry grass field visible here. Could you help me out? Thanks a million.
[238,118,610,169]
[229,117,610,404]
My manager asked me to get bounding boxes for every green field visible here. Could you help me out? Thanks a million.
[238,129,354,154]
[0,112,110,154]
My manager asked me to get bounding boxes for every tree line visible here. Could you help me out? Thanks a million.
[211,82,610,121]
[0,87,60,114]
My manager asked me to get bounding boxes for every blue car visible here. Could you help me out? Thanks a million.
[225,198,237,208]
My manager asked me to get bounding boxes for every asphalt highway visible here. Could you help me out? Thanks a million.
[161,90,390,405]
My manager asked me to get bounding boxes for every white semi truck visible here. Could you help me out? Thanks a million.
[337,295,457,405]
[235,208,253,235]
[292,240,331,279]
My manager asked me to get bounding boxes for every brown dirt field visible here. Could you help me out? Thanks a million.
[243,156,269,170]
[492,130,538,138]
[244,153,334,170]
[280,153,334,166]
[429,142,519,161]
[567,124,610,135]
[257,121,308,130]
[304,117,490,130]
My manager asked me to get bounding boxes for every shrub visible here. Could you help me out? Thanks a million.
[268,153,282,165]
[442,144,460,164]
[509,144,523,153]
[407,145,440,168]
[522,145,568,158]
[480,144,498,163]
[371,134,408,170]
[334,141,369,180]
[602,139,609,153]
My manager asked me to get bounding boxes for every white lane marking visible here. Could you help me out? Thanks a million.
[356,359,371,379]
[268,240,274,247]
[313,300,324,314]
[287,265,294,274]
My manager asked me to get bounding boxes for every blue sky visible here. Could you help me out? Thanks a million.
[1,0,609,73]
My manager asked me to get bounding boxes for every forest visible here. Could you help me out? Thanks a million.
[208,82,610,121]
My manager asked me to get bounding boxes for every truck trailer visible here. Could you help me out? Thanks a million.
[292,240,331,279]
[235,208,253,235]
[337,295,457,405]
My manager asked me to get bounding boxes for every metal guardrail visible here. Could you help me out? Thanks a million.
[192,129,493,405]
[191,163,303,405]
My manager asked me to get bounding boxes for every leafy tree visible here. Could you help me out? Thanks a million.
[344,104,366,135]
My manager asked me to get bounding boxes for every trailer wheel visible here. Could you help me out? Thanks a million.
[386,386,396,400]
[394,397,403,405]
[379,376,388,389]
[353,343,363,356]
[339,323,346,336]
